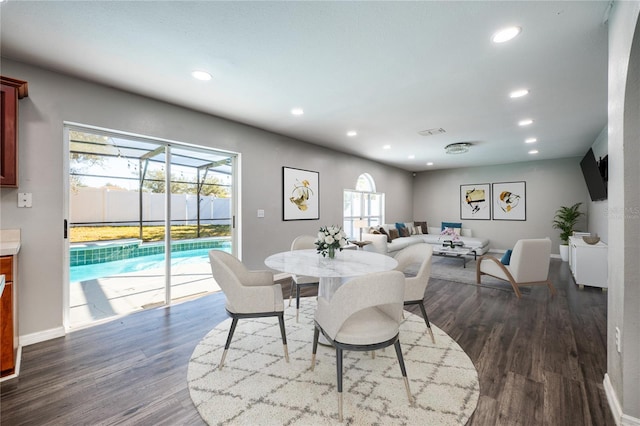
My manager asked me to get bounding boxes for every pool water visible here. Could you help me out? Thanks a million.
[70,248,228,282]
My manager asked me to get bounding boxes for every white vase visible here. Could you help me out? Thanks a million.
[559,244,569,262]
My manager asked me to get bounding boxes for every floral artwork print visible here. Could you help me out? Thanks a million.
[283,167,319,220]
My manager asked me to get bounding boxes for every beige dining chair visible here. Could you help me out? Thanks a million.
[310,270,412,421]
[476,238,556,298]
[289,235,320,322]
[209,250,289,369]
[394,243,435,343]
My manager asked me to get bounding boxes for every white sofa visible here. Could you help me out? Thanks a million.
[362,223,490,257]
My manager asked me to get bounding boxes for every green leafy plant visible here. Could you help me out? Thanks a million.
[552,202,584,244]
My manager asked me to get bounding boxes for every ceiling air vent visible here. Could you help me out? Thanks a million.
[418,128,446,136]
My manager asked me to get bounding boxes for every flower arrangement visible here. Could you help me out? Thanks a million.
[440,227,461,248]
[315,225,349,258]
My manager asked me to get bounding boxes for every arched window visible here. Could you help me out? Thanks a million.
[343,174,385,241]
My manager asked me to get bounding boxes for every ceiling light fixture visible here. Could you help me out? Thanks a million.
[492,26,522,43]
[445,142,472,155]
[528,150,539,155]
[191,70,212,81]
[408,155,415,159]
[291,108,304,116]
[383,145,391,150]
[518,119,533,126]
[426,162,434,166]
[510,89,529,98]
[347,130,357,137]
[525,137,537,143]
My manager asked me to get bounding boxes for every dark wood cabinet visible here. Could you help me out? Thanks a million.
[1,76,29,188]
[0,255,17,377]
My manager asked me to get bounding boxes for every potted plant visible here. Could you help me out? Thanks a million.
[552,202,584,261]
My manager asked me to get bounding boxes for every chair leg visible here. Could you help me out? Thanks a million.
[509,279,523,298]
[417,302,436,344]
[311,326,319,370]
[393,340,413,405]
[336,347,344,422]
[295,284,301,322]
[220,317,239,369]
[288,282,294,307]
[277,313,289,363]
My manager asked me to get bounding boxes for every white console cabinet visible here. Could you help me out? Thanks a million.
[568,236,608,290]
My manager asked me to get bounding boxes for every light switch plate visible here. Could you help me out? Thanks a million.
[257,209,265,218]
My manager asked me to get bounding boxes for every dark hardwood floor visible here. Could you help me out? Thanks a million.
[0,259,614,425]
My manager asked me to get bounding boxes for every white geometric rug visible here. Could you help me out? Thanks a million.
[188,299,479,425]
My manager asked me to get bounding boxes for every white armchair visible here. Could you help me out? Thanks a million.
[476,238,556,298]
[310,270,412,421]
[209,250,289,368]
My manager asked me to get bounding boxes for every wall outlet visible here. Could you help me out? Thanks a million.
[615,326,621,353]
[257,209,265,218]
[18,192,33,208]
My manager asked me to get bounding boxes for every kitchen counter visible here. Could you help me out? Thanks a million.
[0,229,21,256]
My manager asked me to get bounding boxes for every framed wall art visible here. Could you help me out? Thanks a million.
[460,183,491,220]
[492,181,526,221]
[282,166,319,221]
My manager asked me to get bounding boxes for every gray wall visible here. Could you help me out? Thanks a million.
[412,158,590,253]
[0,58,413,338]
[607,1,640,421]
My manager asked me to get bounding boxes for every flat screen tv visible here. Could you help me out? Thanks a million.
[580,148,607,201]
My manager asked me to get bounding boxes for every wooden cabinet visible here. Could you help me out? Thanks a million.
[1,76,29,188]
[568,236,608,290]
[1,255,18,377]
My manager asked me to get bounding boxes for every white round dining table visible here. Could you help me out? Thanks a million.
[264,248,398,301]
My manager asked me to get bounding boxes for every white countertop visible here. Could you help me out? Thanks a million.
[0,229,21,256]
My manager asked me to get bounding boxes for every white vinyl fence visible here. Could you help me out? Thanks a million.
[70,187,231,225]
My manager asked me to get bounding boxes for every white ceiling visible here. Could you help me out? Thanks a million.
[0,1,609,171]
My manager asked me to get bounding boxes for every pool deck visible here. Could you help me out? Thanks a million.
[70,260,219,328]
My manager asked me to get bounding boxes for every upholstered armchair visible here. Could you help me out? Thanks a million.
[394,243,435,343]
[476,238,556,298]
[209,250,289,369]
[310,270,412,421]
[289,235,320,322]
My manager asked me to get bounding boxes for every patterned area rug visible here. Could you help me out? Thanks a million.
[188,299,479,425]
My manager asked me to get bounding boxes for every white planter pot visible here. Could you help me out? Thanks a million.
[559,244,569,262]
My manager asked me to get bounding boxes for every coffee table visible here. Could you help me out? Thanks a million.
[432,245,476,268]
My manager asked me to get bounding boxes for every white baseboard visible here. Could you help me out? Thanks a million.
[604,374,640,426]
[20,326,66,347]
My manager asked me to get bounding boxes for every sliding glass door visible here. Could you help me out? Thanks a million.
[65,126,236,328]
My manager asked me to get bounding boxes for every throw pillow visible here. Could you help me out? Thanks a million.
[388,228,399,240]
[372,230,381,235]
[399,227,410,237]
[501,249,513,265]
[414,221,428,234]
[415,225,423,235]
[379,227,392,243]
[441,221,462,231]
[395,222,407,233]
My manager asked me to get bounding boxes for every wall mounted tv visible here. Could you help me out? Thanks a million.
[580,148,607,201]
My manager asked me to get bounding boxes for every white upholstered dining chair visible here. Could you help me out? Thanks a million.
[476,238,557,298]
[289,235,320,322]
[310,270,412,421]
[393,243,436,343]
[209,250,289,369]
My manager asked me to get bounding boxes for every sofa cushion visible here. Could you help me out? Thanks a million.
[378,227,392,243]
[399,227,411,237]
[388,228,400,240]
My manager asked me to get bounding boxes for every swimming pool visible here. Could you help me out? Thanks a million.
[70,247,229,282]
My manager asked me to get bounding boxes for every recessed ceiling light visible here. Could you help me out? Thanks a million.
[347,131,357,137]
[191,70,212,81]
[408,155,415,159]
[528,149,539,155]
[525,137,537,143]
[383,145,391,150]
[291,108,304,116]
[426,162,434,166]
[492,26,522,43]
[510,89,529,98]
[518,119,533,126]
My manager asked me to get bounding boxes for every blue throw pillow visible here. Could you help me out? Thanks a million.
[501,249,513,265]
[441,222,462,231]
[395,222,407,233]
